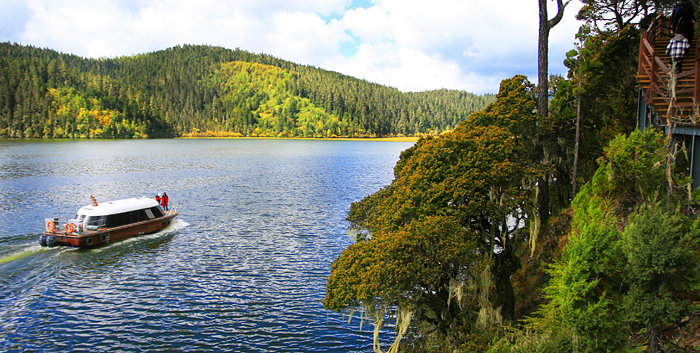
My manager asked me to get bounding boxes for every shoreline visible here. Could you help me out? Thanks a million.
[177,136,421,142]
[0,136,421,143]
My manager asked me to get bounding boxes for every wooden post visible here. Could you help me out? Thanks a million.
[695,38,700,104]
[651,39,658,100]
[639,32,647,76]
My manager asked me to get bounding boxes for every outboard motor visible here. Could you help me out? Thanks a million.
[39,234,47,247]
[46,235,57,248]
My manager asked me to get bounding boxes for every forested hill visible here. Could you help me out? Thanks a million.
[0,42,495,138]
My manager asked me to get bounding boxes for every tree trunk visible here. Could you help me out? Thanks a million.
[537,0,567,220]
[494,242,518,321]
[538,0,550,118]
[537,0,567,117]
[537,175,550,220]
[572,90,582,195]
[648,326,663,353]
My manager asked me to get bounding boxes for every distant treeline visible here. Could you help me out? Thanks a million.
[0,42,495,139]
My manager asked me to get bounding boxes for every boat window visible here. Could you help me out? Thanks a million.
[85,216,106,228]
[130,210,147,222]
[116,212,130,226]
[150,207,164,218]
[106,214,118,228]
[145,209,155,219]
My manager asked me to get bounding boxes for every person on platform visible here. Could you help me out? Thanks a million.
[666,31,691,73]
[156,193,162,207]
[671,0,696,44]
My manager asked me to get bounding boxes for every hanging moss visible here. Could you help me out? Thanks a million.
[447,278,465,310]
[386,307,413,353]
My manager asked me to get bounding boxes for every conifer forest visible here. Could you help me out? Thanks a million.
[0,42,494,139]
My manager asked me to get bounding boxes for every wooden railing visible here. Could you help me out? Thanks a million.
[695,35,700,103]
[639,30,668,104]
[638,15,700,126]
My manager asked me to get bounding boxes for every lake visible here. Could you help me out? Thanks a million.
[0,138,414,352]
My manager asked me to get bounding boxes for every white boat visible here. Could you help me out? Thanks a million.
[41,196,179,248]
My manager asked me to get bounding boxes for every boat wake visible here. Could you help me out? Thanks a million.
[0,244,53,265]
[165,218,189,233]
[0,220,189,262]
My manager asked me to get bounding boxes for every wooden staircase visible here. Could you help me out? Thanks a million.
[637,16,700,126]
[637,15,700,190]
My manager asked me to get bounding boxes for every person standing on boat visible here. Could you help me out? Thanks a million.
[156,193,162,207]
[162,192,169,211]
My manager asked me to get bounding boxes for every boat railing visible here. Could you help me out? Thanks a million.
[44,218,83,234]
[165,202,178,214]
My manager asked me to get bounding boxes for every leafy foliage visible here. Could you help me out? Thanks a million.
[622,203,699,329]
[320,2,700,351]
[576,0,674,32]
[325,76,543,351]
[493,130,699,352]
[205,61,363,137]
[550,25,641,192]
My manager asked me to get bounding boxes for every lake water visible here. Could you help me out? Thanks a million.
[0,139,414,352]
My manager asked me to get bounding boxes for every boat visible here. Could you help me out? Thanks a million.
[40,196,179,248]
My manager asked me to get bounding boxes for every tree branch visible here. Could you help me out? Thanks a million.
[548,0,571,28]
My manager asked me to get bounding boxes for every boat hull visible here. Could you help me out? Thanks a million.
[42,211,179,248]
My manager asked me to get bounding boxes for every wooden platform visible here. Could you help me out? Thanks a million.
[637,16,700,127]
[636,16,700,189]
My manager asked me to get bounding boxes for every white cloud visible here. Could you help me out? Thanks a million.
[3,0,583,93]
[266,11,346,65]
[325,0,582,92]
[342,6,392,43]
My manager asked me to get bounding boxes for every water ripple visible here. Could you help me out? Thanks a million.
[0,139,412,352]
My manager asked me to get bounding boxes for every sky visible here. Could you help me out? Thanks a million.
[0,0,584,94]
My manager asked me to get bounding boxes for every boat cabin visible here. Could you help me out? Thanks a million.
[74,197,165,231]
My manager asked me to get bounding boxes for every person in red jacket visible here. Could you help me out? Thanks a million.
[162,192,169,211]
[156,193,162,207]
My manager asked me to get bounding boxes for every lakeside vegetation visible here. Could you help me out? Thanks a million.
[324,1,700,352]
[0,43,494,139]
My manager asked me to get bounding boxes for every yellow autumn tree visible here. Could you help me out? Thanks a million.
[325,76,544,352]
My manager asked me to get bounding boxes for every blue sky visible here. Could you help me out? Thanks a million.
[0,0,583,94]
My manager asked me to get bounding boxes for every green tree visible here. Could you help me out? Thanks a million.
[491,129,698,352]
[541,130,672,351]
[541,185,629,351]
[549,25,641,196]
[622,203,700,353]
[576,0,674,32]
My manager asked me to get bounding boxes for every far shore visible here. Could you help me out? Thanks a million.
[177,135,421,142]
[0,136,422,143]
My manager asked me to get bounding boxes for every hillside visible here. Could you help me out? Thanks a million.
[0,42,495,139]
